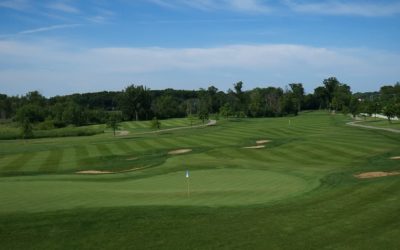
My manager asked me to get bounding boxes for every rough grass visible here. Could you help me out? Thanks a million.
[0,112,400,249]
[0,124,104,140]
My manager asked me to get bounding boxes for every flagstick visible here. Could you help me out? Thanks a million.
[187,177,190,198]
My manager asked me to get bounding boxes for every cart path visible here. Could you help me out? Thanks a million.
[128,119,217,136]
[346,121,400,134]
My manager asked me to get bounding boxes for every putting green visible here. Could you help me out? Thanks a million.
[0,169,317,213]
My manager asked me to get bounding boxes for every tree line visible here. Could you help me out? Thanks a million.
[0,77,399,135]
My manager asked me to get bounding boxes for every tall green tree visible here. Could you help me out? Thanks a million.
[323,77,340,109]
[349,97,360,118]
[150,117,161,129]
[289,83,304,112]
[20,118,33,139]
[248,88,263,117]
[121,85,151,121]
[107,113,121,136]
[383,102,396,123]
[314,86,328,109]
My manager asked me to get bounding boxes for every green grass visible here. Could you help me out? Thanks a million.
[0,123,104,140]
[358,117,400,129]
[118,117,204,134]
[0,112,400,249]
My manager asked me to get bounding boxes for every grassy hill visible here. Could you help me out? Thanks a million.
[0,111,399,249]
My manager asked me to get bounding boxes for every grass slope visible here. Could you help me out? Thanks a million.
[0,111,399,249]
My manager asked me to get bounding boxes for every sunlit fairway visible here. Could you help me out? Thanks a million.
[1,111,400,249]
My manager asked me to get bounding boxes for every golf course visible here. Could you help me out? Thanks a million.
[0,111,399,249]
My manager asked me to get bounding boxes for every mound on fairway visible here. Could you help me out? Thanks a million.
[354,171,400,179]
[168,149,192,155]
[0,169,317,213]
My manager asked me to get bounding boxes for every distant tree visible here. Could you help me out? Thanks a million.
[314,86,328,109]
[219,103,233,119]
[263,87,283,116]
[248,88,263,117]
[184,98,199,116]
[383,102,396,123]
[20,118,33,139]
[395,103,400,120]
[198,105,209,124]
[62,101,84,126]
[15,104,45,124]
[349,97,360,118]
[207,85,220,113]
[281,91,297,116]
[289,83,304,112]
[152,95,182,119]
[121,85,151,121]
[150,117,161,129]
[362,100,376,117]
[230,81,247,116]
[323,77,340,109]
[333,84,352,111]
[24,91,46,107]
[107,113,121,136]
[187,114,196,126]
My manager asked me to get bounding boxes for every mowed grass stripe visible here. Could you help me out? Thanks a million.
[142,137,175,150]
[0,154,20,170]
[113,141,134,154]
[1,152,38,172]
[130,139,153,152]
[95,144,112,156]
[199,134,238,147]
[39,150,64,172]
[74,145,89,168]
[58,148,76,171]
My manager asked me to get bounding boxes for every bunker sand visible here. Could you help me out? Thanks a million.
[243,145,265,149]
[117,130,130,136]
[126,157,138,161]
[256,140,271,144]
[390,156,400,160]
[76,167,147,175]
[168,149,192,155]
[354,171,400,179]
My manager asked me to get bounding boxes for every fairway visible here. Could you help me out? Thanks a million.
[1,111,400,249]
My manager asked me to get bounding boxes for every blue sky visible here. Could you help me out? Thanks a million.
[0,0,399,96]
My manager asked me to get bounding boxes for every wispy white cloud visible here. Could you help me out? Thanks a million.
[18,24,81,34]
[46,2,80,14]
[284,0,400,17]
[229,0,272,13]
[0,0,30,11]
[0,24,81,38]
[87,8,115,23]
[148,0,272,13]
[0,40,398,95]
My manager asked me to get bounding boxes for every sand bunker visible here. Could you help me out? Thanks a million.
[126,157,138,161]
[117,130,130,136]
[168,149,192,155]
[243,145,265,149]
[256,140,271,144]
[76,170,114,174]
[354,171,400,179]
[76,167,147,175]
[390,156,400,160]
